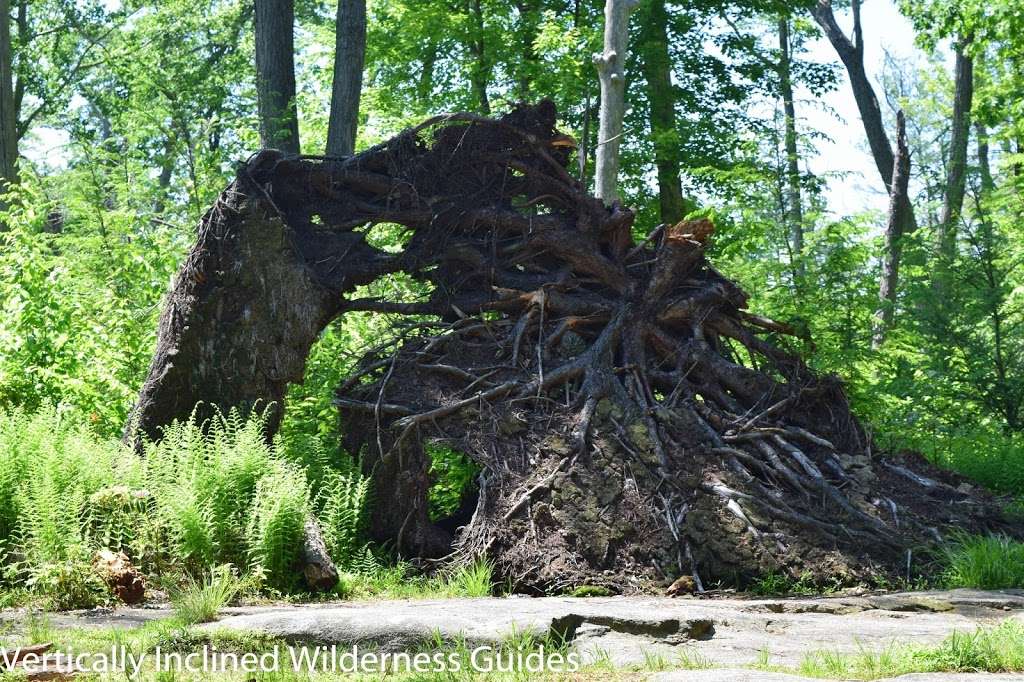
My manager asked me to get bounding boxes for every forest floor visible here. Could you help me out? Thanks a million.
[2,589,1023,680]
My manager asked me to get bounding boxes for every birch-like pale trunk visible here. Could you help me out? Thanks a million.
[778,16,804,281]
[593,0,638,203]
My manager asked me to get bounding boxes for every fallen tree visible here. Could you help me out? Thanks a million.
[130,101,1014,592]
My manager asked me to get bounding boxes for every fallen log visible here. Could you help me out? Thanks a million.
[129,101,1017,591]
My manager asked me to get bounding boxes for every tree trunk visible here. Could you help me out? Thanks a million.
[810,0,916,234]
[513,0,539,100]
[0,0,18,214]
[976,122,994,194]
[326,0,366,157]
[778,15,804,281]
[593,0,638,204]
[638,0,686,224]
[417,40,437,104]
[126,150,393,445]
[973,124,1016,431]
[872,110,910,348]
[152,136,176,216]
[932,39,973,295]
[301,516,340,591]
[467,0,490,114]
[254,0,300,154]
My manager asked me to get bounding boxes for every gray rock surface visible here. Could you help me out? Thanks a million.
[190,589,1024,667]
[4,588,1022,680]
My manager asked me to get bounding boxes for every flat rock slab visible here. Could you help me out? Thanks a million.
[5,588,1022,678]
[193,589,1024,668]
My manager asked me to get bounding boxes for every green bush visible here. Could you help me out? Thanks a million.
[318,468,371,568]
[26,554,111,610]
[426,443,479,521]
[0,187,183,434]
[0,406,141,564]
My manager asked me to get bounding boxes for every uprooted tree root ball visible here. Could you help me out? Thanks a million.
[131,101,1016,593]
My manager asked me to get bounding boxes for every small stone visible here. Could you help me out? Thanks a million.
[666,575,696,596]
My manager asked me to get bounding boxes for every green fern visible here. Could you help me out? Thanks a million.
[0,406,376,602]
[317,469,370,567]
[245,462,309,590]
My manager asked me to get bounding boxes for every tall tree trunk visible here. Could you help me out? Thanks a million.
[326,0,366,157]
[932,39,973,292]
[638,0,686,224]
[811,0,916,234]
[513,1,539,100]
[778,15,804,280]
[873,110,910,348]
[976,122,994,194]
[152,135,176,216]
[594,0,639,204]
[0,0,18,216]
[254,0,300,154]
[467,0,490,114]
[973,123,1014,430]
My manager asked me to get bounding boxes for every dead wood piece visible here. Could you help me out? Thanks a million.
[128,100,1013,592]
[302,516,340,592]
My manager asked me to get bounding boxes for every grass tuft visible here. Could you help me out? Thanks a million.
[167,565,243,624]
[798,620,1024,679]
[942,533,1024,590]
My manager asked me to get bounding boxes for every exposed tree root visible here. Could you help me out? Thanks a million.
[132,101,1017,591]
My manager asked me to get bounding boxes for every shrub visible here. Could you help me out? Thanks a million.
[26,553,110,610]
[0,406,140,564]
[143,410,279,569]
[318,469,371,567]
[0,407,373,606]
[426,444,479,521]
[85,486,155,560]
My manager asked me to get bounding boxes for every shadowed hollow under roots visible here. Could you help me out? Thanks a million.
[131,101,1014,593]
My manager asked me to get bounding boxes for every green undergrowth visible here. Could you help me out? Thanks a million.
[334,559,495,600]
[0,406,370,607]
[790,619,1024,679]
[748,532,1024,596]
[873,422,1024,498]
